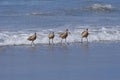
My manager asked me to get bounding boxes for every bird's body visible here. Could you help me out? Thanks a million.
[48,32,55,45]
[59,32,68,39]
[81,29,89,42]
[59,29,69,43]
[82,31,89,38]
[27,33,37,45]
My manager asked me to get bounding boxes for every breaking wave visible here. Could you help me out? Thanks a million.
[83,3,113,12]
[26,4,115,17]
[0,26,120,46]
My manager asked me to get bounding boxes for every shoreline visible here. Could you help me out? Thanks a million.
[0,40,120,47]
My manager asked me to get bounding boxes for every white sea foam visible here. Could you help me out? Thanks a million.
[0,26,120,46]
[83,3,113,12]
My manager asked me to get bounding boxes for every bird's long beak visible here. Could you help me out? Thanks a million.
[69,32,72,35]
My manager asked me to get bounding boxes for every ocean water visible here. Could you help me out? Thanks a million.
[0,0,120,45]
[0,1,120,80]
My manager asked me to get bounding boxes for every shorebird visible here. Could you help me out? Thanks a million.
[81,28,89,42]
[27,32,37,45]
[48,32,55,45]
[59,29,70,44]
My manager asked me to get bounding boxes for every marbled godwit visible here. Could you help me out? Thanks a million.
[59,29,70,44]
[27,33,37,45]
[81,28,89,42]
[48,32,55,45]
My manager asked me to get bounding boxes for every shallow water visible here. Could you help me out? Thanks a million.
[0,43,120,80]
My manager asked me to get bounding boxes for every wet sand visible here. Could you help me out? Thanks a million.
[0,42,120,80]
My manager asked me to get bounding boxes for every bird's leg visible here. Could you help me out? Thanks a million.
[86,37,88,43]
[31,41,34,46]
[81,38,83,43]
[32,41,35,46]
[49,39,50,45]
[31,41,33,46]
[61,39,62,43]
[52,39,54,45]
[65,38,67,43]
[33,41,35,45]
[65,38,69,45]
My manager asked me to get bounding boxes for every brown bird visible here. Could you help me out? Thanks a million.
[48,32,55,45]
[59,29,70,44]
[81,28,89,42]
[27,32,37,45]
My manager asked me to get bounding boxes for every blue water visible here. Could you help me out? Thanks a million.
[0,43,120,80]
[0,0,120,30]
[0,0,120,45]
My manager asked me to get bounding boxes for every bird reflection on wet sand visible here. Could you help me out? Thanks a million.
[80,42,89,54]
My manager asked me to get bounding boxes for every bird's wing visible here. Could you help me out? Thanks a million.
[81,31,85,35]
[27,36,32,40]
[59,33,64,37]
[48,33,52,38]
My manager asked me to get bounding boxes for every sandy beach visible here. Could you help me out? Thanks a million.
[0,42,120,80]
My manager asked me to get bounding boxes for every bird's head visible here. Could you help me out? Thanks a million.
[66,29,68,32]
[52,32,54,34]
[86,28,88,31]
